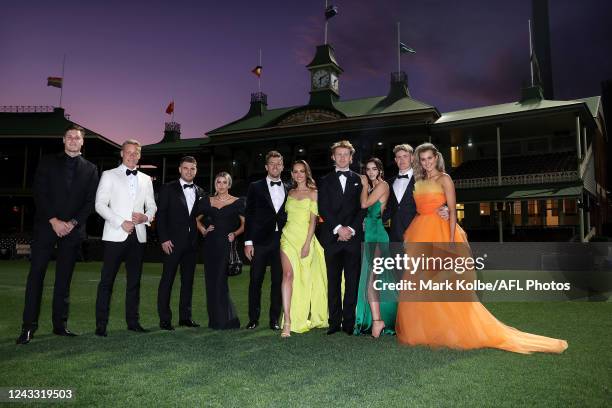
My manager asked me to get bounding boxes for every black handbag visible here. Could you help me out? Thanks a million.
[227,240,243,276]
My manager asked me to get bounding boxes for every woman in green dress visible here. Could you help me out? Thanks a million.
[354,158,397,338]
[279,160,328,337]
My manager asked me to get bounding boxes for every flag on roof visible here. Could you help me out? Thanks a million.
[165,101,174,115]
[325,5,338,20]
[399,42,416,54]
[47,77,63,88]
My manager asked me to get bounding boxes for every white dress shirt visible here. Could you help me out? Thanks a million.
[120,164,139,201]
[266,176,285,213]
[393,168,413,203]
[179,178,196,214]
[333,166,355,236]
[336,166,349,193]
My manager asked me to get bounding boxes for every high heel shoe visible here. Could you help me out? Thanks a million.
[371,319,385,339]
[281,323,291,338]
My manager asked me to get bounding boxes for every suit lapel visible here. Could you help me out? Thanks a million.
[389,176,400,205]
[331,171,344,196]
[400,177,415,205]
[261,179,276,212]
[174,181,189,214]
[115,166,132,200]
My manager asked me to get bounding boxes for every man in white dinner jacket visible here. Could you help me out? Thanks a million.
[94,139,157,337]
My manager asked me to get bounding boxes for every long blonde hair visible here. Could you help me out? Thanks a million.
[413,143,445,181]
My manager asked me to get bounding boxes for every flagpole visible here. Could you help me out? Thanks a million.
[324,0,328,44]
[528,20,534,87]
[258,49,262,93]
[397,22,401,73]
[59,54,66,108]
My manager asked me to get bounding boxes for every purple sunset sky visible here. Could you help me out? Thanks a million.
[1,0,610,145]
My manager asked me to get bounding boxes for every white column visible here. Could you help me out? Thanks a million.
[496,125,503,242]
[575,115,582,163]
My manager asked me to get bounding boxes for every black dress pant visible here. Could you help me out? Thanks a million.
[21,225,81,331]
[325,241,361,332]
[248,234,282,323]
[95,233,144,327]
[157,244,196,323]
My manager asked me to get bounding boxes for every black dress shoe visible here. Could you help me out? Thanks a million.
[269,321,280,330]
[16,329,34,345]
[53,327,78,337]
[95,326,107,337]
[245,320,258,329]
[326,326,341,335]
[127,324,149,333]
[178,319,200,328]
[343,326,354,336]
[159,321,175,331]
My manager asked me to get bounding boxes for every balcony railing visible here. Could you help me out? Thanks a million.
[454,171,579,189]
[0,106,54,113]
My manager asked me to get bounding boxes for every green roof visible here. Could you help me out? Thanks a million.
[435,96,599,127]
[456,182,582,203]
[207,106,297,135]
[142,137,209,154]
[207,95,436,136]
[575,96,601,118]
[0,108,119,148]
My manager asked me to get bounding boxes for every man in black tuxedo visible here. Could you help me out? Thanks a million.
[157,156,205,330]
[243,151,286,330]
[383,144,418,242]
[16,125,99,345]
[318,140,366,335]
[383,144,448,242]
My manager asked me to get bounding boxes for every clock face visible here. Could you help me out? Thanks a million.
[312,70,330,88]
[330,73,339,91]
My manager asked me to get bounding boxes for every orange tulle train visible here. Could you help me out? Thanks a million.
[395,179,568,354]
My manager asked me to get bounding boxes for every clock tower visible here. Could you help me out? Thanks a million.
[307,44,343,107]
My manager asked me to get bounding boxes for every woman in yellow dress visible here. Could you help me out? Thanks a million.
[395,143,568,354]
[279,160,328,337]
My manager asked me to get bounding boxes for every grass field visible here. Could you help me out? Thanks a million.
[0,260,610,407]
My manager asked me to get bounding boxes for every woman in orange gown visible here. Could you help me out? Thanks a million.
[395,143,568,354]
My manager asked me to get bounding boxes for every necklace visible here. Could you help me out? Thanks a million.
[215,194,231,202]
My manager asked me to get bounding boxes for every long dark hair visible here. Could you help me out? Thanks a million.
[290,160,316,190]
[363,157,384,191]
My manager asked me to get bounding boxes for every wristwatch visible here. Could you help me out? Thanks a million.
[69,219,78,227]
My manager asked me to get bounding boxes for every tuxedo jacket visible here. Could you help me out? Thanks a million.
[317,170,366,249]
[32,152,99,238]
[244,178,288,246]
[382,175,417,242]
[156,180,206,250]
[95,165,157,243]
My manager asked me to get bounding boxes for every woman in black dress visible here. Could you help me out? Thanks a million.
[197,172,244,329]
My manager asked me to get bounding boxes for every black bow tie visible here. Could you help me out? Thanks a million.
[183,184,194,189]
[397,174,410,179]
[336,170,350,178]
[126,169,138,176]
[270,181,282,187]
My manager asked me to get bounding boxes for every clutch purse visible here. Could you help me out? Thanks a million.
[227,240,243,277]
